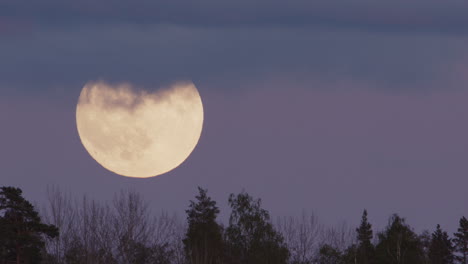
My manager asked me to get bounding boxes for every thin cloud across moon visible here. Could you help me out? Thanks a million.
[76,81,204,178]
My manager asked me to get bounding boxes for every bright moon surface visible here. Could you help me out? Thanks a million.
[76,81,204,178]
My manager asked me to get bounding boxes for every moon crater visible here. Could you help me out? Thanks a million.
[76,81,204,178]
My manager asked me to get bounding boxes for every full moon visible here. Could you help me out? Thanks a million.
[76,81,204,178]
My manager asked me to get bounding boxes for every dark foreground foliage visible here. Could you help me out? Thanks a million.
[0,186,58,264]
[1,186,467,264]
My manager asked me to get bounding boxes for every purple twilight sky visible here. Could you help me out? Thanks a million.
[1,0,468,234]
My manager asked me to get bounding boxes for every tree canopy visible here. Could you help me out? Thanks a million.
[225,191,289,264]
[428,224,454,264]
[374,214,425,264]
[1,185,466,264]
[454,216,468,264]
[0,186,58,264]
[183,187,224,264]
[355,209,375,264]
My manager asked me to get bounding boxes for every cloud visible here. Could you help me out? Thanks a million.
[1,24,468,97]
[78,80,197,111]
[2,0,468,33]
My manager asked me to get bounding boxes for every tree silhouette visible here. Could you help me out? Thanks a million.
[419,230,432,263]
[225,191,289,264]
[342,244,358,264]
[276,212,321,264]
[6,185,468,264]
[0,186,58,264]
[375,214,424,264]
[317,244,343,264]
[122,239,173,264]
[454,217,468,264]
[183,187,224,264]
[356,209,375,264]
[428,224,454,264]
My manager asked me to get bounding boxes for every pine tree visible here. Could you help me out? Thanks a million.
[225,191,289,264]
[453,217,468,264]
[356,209,374,264]
[0,186,59,264]
[428,224,454,264]
[183,187,224,264]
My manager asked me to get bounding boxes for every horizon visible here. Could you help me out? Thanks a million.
[2,0,468,241]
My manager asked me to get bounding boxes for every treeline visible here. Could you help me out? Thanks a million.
[0,186,467,264]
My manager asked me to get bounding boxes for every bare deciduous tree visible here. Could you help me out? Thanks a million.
[276,211,322,264]
[112,190,154,263]
[321,221,356,253]
[42,186,76,263]
[41,187,182,264]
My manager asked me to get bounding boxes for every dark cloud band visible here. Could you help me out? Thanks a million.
[2,1,468,33]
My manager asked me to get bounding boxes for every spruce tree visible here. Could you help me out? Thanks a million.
[0,186,59,264]
[183,187,224,264]
[454,217,468,264]
[428,224,454,264]
[356,209,375,264]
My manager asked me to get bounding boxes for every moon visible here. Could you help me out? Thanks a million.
[76,81,204,178]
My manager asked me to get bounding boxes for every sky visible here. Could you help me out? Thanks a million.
[1,1,468,234]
